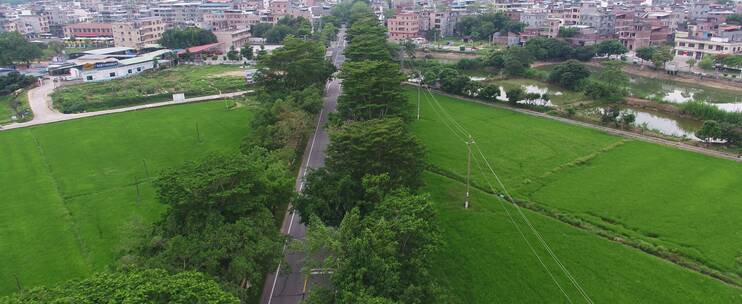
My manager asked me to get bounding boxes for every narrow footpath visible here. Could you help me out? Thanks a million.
[0,78,249,131]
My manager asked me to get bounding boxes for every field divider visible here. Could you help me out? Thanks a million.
[425,168,742,288]
[28,129,94,271]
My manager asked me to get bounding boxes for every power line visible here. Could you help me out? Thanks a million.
[400,54,593,304]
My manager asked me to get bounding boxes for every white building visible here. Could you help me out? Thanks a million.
[69,49,172,82]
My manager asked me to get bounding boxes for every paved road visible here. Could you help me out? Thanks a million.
[1,78,249,131]
[424,87,741,162]
[259,28,346,304]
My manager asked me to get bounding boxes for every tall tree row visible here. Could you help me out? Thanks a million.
[295,12,442,304]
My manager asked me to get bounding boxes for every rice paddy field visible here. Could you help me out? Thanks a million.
[408,89,742,302]
[51,65,246,113]
[0,100,252,295]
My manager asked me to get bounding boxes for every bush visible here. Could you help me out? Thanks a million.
[680,101,742,125]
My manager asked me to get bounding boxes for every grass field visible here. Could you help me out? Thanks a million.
[51,65,246,113]
[0,101,253,295]
[408,89,742,301]
[425,172,741,303]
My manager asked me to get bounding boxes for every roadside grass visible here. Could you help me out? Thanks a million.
[0,100,253,295]
[0,91,33,125]
[408,89,742,298]
[51,65,246,113]
[425,172,742,303]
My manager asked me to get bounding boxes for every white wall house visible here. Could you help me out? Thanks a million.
[69,49,171,82]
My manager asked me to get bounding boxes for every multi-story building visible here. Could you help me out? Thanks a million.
[203,10,261,31]
[269,0,289,16]
[578,7,615,37]
[387,11,419,42]
[113,17,165,49]
[64,22,113,38]
[214,28,251,52]
[674,25,742,59]
[17,13,51,37]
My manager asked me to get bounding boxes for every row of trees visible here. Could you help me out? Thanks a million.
[159,27,217,49]
[454,12,526,40]
[250,16,313,43]
[295,8,442,303]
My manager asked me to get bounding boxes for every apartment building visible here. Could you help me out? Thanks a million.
[64,22,113,38]
[214,28,251,52]
[113,17,165,49]
[674,25,742,58]
[203,10,261,30]
[387,11,419,42]
[579,7,615,37]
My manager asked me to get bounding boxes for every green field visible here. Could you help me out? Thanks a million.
[0,101,252,295]
[408,89,742,302]
[51,65,246,113]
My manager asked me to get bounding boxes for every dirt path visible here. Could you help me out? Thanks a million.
[1,89,251,131]
[210,70,247,77]
[422,86,741,162]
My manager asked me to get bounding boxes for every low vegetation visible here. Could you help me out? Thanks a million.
[0,100,253,296]
[51,65,246,113]
[409,89,742,296]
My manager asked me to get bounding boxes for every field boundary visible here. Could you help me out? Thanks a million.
[29,130,94,270]
[411,85,741,162]
[426,168,742,288]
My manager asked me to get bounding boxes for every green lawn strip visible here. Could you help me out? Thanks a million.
[0,129,91,295]
[527,140,742,281]
[0,100,253,295]
[51,65,246,112]
[0,95,13,124]
[425,172,742,303]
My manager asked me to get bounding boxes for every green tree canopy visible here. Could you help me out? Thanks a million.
[502,46,534,76]
[345,18,394,61]
[301,190,441,304]
[338,60,408,120]
[0,32,42,66]
[132,150,291,301]
[548,59,591,90]
[1,269,239,304]
[454,12,520,40]
[595,39,628,56]
[159,27,217,49]
[295,118,426,226]
[257,36,335,92]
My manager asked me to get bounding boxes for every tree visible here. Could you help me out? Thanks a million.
[573,45,596,61]
[2,269,240,304]
[502,46,533,76]
[320,23,338,47]
[620,112,636,128]
[594,61,628,88]
[249,23,274,37]
[295,118,426,226]
[226,45,240,61]
[600,106,621,124]
[650,46,674,70]
[595,39,627,57]
[698,56,715,71]
[524,37,575,61]
[726,13,742,25]
[686,58,697,70]
[0,32,42,66]
[558,27,579,38]
[133,150,290,301]
[635,47,656,62]
[301,191,441,304]
[506,87,524,104]
[159,27,217,49]
[338,60,408,120]
[46,40,65,57]
[583,80,626,102]
[345,18,393,62]
[0,71,36,95]
[264,24,293,44]
[548,60,591,90]
[696,120,723,143]
[256,36,335,92]
[454,12,518,40]
[240,44,253,60]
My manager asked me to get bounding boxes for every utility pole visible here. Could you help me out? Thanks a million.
[416,81,421,120]
[465,135,473,209]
